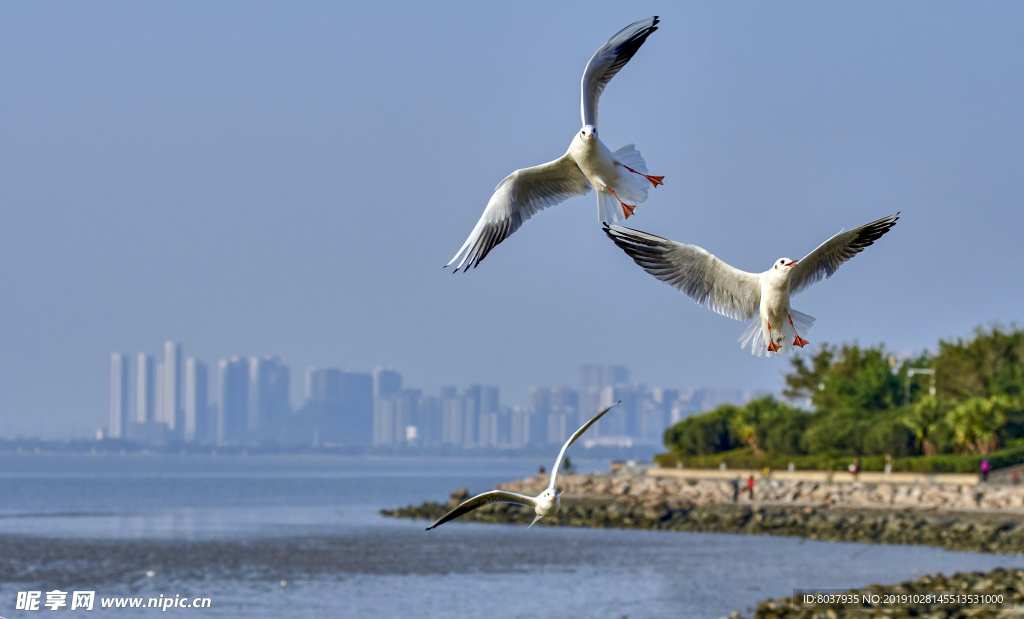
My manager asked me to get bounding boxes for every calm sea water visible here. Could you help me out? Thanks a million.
[1,454,1023,618]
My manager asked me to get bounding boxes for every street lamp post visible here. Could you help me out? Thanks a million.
[904,368,936,405]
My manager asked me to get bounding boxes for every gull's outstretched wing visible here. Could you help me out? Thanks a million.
[548,402,619,489]
[789,213,899,296]
[604,224,761,321]
[426,490,538,530]
[446,153,591,272]
[581,17,659,128]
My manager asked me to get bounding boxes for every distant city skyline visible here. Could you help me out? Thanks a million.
[103,340,764,449]
[3,4,1021,439]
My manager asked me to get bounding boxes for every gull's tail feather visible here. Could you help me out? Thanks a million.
[611,144,652,205]
[527,513,543,529]
[613,143,648,173]
[738,310,816,357]
[739,319,769,357]
[597,190,625,224]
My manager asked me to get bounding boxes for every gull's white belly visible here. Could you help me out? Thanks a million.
[759,283,791,341]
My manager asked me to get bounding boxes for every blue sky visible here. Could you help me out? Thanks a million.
[1,2,1022,438]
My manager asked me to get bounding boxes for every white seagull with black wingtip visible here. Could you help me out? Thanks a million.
[426,402,619,530]
[604,214,899,357]
[446,17,663,273]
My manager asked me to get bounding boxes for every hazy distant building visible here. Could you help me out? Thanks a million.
[530,386,579,444]
[372,367,403,445]
[339,371,373,445]
[154,361,165,427]
[184,359,209,443]
[373,367,402,400]
[109,353,129,439]
[160,341,184,435]
[136,353,156,424]
[306,367,342,403]
[415,393,443,446]
[217,357,249,445]
[248,356,290,439]
[579,364,629,428]
[440,386,463,445]
[289,367,373,447]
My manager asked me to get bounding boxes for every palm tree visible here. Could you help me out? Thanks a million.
[902,397,951,455]
[946,396,1008,454]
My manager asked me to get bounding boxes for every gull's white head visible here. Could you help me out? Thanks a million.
[772,257,798,272]
[579,125,597,140]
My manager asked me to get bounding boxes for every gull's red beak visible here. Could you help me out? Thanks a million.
[785,260,798,267]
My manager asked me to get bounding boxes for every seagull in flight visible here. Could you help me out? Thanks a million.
[426,402,619,530]
[604,214,899,356]
[446,17,663,273]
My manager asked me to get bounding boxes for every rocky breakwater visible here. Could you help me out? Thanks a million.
[382,472,1024,554]
[498,472,1024,511]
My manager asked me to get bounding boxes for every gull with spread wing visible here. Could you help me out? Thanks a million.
[426,402,619,530]
[446,17,663,273]
[604,214,899,356]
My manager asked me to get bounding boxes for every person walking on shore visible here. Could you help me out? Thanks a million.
[747,475,755,500]
[981,459,990,483]
[732,477,740,502]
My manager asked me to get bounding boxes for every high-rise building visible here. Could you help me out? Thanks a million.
[373,396,397,445]
[217,356,249,445]
[154,361,165,427]
[306,367,342,403]
[340,371,373,445]
[372,368,403,446]
[136,353,156,424]
[109,353,129,439]
[184,359,209,443]
[248,356,290,438]
[373,367,402,400]
[440,386,463,445]
[580,365,630,438]
[160,341,184,435]
[416,394,443,446]
[476,386,499,447]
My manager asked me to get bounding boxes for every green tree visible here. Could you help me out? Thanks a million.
[728,396,811,455]
[946,396,1009,454]
[663,405,740,455]
[933,324,1024,401]
[784,343,903,414]
[902,397,953,455]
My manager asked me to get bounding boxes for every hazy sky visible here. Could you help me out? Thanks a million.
[2,2,1022,438]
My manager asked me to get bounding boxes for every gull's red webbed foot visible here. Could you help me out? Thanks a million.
[788,315,808,348]
[606,185,637,218]
[621,165,664,188]
[767,341,781,353]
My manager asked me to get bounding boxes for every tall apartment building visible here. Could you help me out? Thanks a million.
[306,367,342,403]
[160,341,184,435]
[372,368,403,445]
[109,353,129,439]
[217,356,249,445]
[579,365,630,439]
[136,353,156,424]
[184,359,209,443]
[340,371,373,445]
[248,356,290,438]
